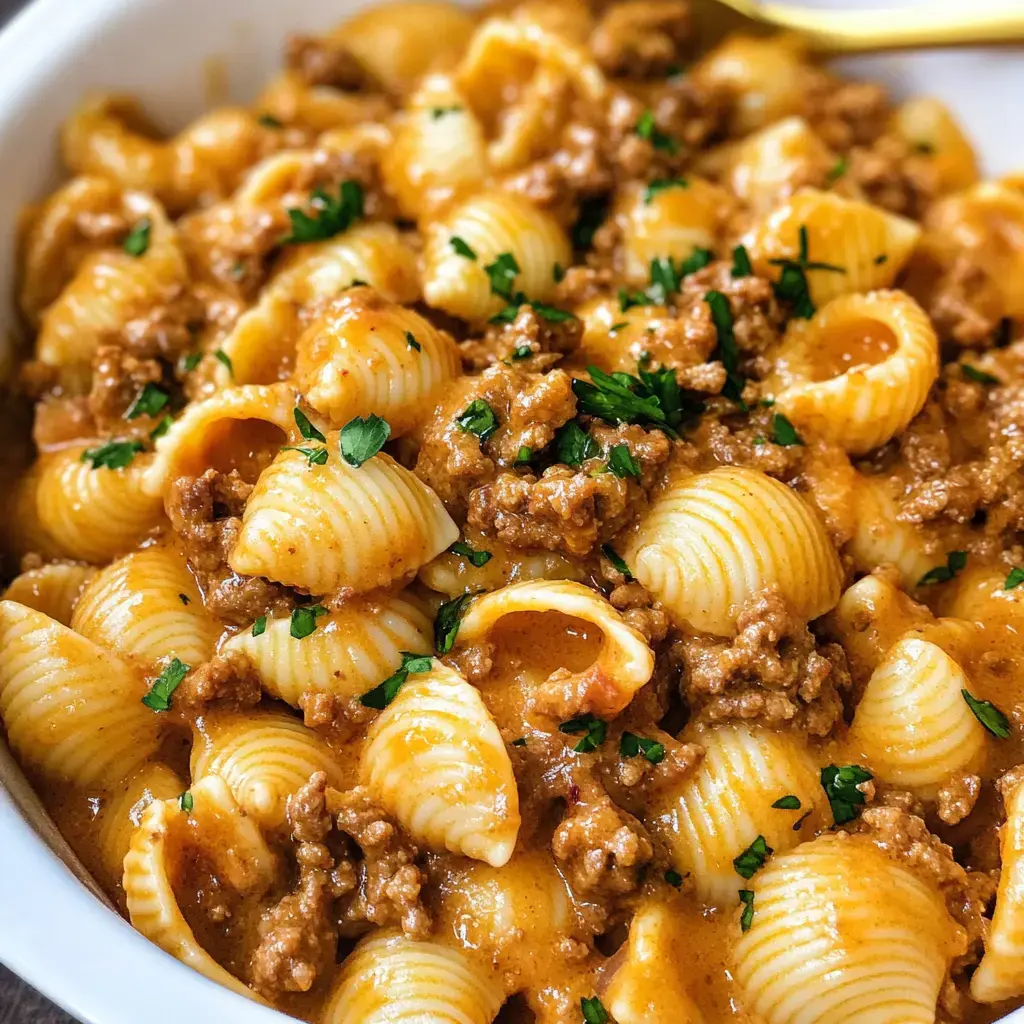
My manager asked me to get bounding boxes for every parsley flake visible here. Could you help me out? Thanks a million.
[644,178,689,204]
[449,541,492,567]
[511,345,533,360]
[434,591,476,653]
[962,364,1000,385]
[771,412,803,446]
[678,248,713,277]
[962,690,1011,739]
[706,290,744,405]
[609,322,629,334]
[635,109,678,154]
[283,181,364,244]
[361,651,433,709]
[731,244,753,278]
[769,225,845,319]
[512,737,527,747]
[484,252,520,300]
[123,218,152,257]
[290,605,328,639]
[182,351,202,373]
[665,869,684,888]
[125,382,169,420]
[1005,568,1024,590]
[739,889,755,932]
[874,253,889,265]
[178,593,190,606]
[80,440,144,470]
[793,809,812,831]
[827,157,849,182]
[553,262,566,283]
[430,104,463,119]
[572,365,681,433]
[560,713,607,753]
[917,550,967,586]
[820,763,872,824]
[450,235,477,260]
[340,414,391,467]
[581,996,610,1024]
[252,616,267,637]
[150,415,173,441]
[141,658,190,711]
[294,407,325,442]
[602,544,633,580]
[406,331,421,352]
[281,445,330,466]
[772,795,801,810]
[608,444,641,479]
[257,113,283,128]
[733,835,773,879]
[620,731,666,764]
[455,400,498,442]
[572,196,608,250]
[515,445,533,464]
[179,791,194,812]
[214,349,233,376]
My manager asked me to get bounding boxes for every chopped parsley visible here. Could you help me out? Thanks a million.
[149,415,173,441]
[484,252,520,300]
[665,869,684,888]
[733,835,773,879]
[917,550,967,586]
[609,322,628,334]
[914,140,936,155]
[123,218,152,257]
[360,651,433,709]
[608,444,641,479]
[283,181,364,244]
[644,178,688,204]
[635,109,678,154]
[678,247,713,277]
[572,196,608,250]
[620,731,665,764]
[340,414,391,467]
[290,605,328,639]
[602,544,632,579]
[80,440,144,470]
[214,349,233,376]
[455,400,498,442]
[252,615,267,637]
[962,364,1000,385]
[820,763,872,824]
[434,591,476,653]
[827,157,849,182]
[512,737,527,746]
[511,345,533,360]
[772,795,801,810]
[560,713,607,753]
[257,113,283,128]
[141,658,189,711]
[874,253,889,265]
[731,244,753,278]
[572,364,693,435]
[449,541,492,567]
[618,288,649,313]
[178,593,190,606]
[430,104,463,119]
[769,225,845,319]
[405,331,421,352]
[514,445,533,464]
[1005,568,1024,590]
[281,445,330,466]
[962,690,1011,739]
[179,791,194,812]
[771,412,803,446]
[125,382,169,420]
[450,235,477,260]
[553,261,566,283]
[706,290,744,405]
[792,809,812,831]
[182,351,203,372]
[580,996,610,1024]
[739,889,755,932]
[294,407,326,442]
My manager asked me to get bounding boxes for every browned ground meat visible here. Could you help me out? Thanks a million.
[167,469,293,625]
[671,586,852,735]
[937,773,982,826]
[460,305,583,373]
[922,258,1006,348]
[174,650,262,712]
[333,786,431,939]
[847,134,938,218]
[803,75,892,152]
[590,0,692,79]
[251,773,341,996]
[87,345,164,432]
[285,35,377,91]
[467,423,672,556]
[120,285,205,361]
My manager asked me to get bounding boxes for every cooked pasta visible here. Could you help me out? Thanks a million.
[5,6,1024,1023]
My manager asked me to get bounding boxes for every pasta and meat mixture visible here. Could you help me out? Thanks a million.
[5,1,1024,1021]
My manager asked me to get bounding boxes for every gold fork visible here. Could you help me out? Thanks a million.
[692,0,1024,51]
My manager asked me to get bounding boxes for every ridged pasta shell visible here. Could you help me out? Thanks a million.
[422,190,571,322]
[0,601,161,789]
[419,544,585,598]
[255,72,391,134]
[456,579,654,717]
[123,776,274,1004]
[362,663,520,866]
[143,382,297,496]
[846,635,987,795]
[72,543,218,667]
[323,930,505,1024]
[216,224,421,387]
[2,562,96,626]
[972,778,1024,1002]
[604,902,706,1024]
[733,834,961,1024]
[624,466,842,636]
[741,189,921,308]
[648,722,829,907]
[295,289,462,434]
[191,708,347,828]
[223,594,431,708]
[890,98,979,196]
[230,445,458,595]
[571,298,675,375]
[32,445,165,563]
[765,290,939,454]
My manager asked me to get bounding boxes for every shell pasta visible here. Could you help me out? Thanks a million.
[4,4,1024,1023]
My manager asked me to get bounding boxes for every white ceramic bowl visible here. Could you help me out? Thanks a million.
[0,1,1022,1021]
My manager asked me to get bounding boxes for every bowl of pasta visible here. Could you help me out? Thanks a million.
[1,0,1024,1021]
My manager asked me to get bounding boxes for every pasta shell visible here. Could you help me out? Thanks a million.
[229,445,458,595]
[223,595,432,708]
[455,579,654,717]
[741,189,921,308]
[733,834,962,1024]
[648,722,829,907]
[624,466,842,636]
[323,930,505,1024]
[0,601,161,789]
[362,663,521,866]
[422,190,571,322]
[123,776,274,1003]
[765,290,939,454]
[972,777,1024,1002]
[890,98,979,196]
[72,543,218,667]
[571,298,675,375]
[191,708,347,829]
[255,72,391,134]
[3,562,96,626]
[295,289,462,434]
[419,543,585,598]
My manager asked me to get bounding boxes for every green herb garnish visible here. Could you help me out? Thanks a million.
[294,407,326,442]
[917,550,967,586]
[733,835,773,879]
[123,218,152,257]
[80,440,144,470]
[769,225,845,320]
[772,795,801,810]
[731,244,753,278]
[560,713,607,753]
[962,690,1011,739]
[449,541,492,567]
[580,996,610,1024]
[820,764,872,824]
[214,349,233,376]
[125,382,169,420]
[1005,568,1024,590]
[283,181,364,244]
[620,731,665,764]
[739,889,755,931]
[608,444,641,479]
[455,400,498,442]
[706,290,744,405]
[290,605,328,639]
[602,544,632,579]
[340,414,391,467]
[644,178,689,204]
[962,364,1000,385]
[405,331,421,352]
[434,592,476,653]
[771,412,803,446]
[635,109,678,154]
[450,235,477,260]
[281,445,330,466]
[179,791,194,812]
[252,616,267,637]
[141,657,189,711]
[360,651,433,709]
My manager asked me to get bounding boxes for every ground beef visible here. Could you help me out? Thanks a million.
[333,786,430,939]
[285,35,377,91]
[87,345,164,432]
[173,650,262,712]
[847,134,938,219]
[921,256,1006,348]
[937,774,982,826]
[119,285,205,362]
[803,74,892,152]
[251,774,341,996]
[467,423,671,557]
[459,305,583,373]
[671,586,851,736]
[590,0,692,79]
[167,469,293,626]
